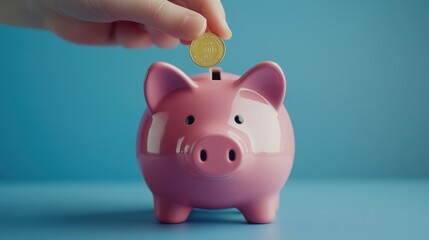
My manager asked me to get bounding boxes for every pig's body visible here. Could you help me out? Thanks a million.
[137,62,295,223]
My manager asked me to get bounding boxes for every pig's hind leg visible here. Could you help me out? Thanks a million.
[238,194,279,224]
[153,195,192,223]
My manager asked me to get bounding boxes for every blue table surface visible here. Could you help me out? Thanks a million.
[1,179,428,240]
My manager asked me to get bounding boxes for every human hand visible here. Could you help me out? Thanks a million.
[1,0,231,48]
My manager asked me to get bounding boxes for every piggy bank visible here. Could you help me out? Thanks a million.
[137,61,295,223]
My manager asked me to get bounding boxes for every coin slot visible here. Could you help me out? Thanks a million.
[212,71,221,80]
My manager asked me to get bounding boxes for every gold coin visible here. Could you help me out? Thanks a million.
[190,32,226,68]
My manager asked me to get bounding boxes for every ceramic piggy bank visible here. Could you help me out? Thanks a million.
[137,61,295,224]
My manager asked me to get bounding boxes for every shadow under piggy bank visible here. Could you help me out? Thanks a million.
[48,208,245,230]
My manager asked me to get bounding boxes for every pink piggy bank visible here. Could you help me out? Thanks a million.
[137,61,295,224]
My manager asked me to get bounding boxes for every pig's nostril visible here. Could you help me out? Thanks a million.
[200,149,207,161]
[228,149,236,161]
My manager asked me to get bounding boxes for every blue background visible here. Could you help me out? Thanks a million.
[1,0,429,181]
[1,1,429,239]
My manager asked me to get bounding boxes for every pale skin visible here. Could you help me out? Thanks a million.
[0,0,232,48]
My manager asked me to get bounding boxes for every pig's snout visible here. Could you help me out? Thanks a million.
[191,135,243,178]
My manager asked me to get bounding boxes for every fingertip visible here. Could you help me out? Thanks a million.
[121,35,153,49]
[159,41,180,49]
[210,18,232,39]
[220,23,232,39]
[180,15,207,41]
[146,27,180,49]
[225,23,232,38]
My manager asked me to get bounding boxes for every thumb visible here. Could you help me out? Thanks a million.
[138,0,207,40]
[57,0,207,41]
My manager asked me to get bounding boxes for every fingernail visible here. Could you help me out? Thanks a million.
[224,23,232,39]
[181,16,206,40]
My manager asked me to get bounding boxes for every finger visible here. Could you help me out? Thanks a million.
[179,25,212,45]
[114,22,153,48]
[145,26,180,48]
[48,0,207,41]
[184,0,232,39]
[44,11,114,45]
[180,39,191,45]
[124,0,207,40]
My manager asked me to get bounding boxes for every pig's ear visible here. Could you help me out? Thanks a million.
[235,61,286,109]
[144,62,197,112]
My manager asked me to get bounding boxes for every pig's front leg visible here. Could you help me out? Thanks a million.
[238,194,279,224]
[153,195,192,223]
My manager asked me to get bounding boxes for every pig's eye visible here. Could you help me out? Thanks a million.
[185,115,195,125]
[234,115,244,124]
